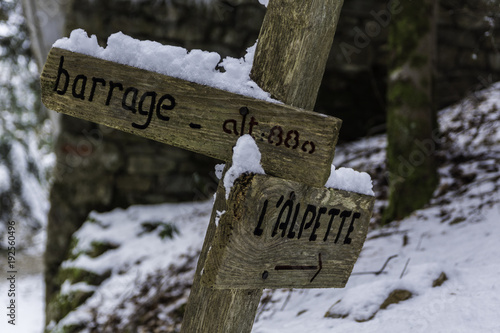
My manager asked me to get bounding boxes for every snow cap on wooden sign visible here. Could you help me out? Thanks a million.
[202,173,375,289]
[40,47,342,186]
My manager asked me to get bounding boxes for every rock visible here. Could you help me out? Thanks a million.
[458,50,487,69]
[489,53,500,71]
[324,300,349,319]
[325,289,413,323]
[433,272,448,287]
[100,142,124,172]
[439,28,477,49]
[450,216,466,225]
[126,155,177,175]
[379,289,412,310]
[455,9,492,31]
[116,175,153,192]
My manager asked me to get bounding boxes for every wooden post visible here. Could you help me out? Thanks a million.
[251,0,344,111]
[180,1,344,332]
[179,168,264,333]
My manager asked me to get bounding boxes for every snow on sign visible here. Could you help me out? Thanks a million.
[40,47,342,186]
[202,174,375,289]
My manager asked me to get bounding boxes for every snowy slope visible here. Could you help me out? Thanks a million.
[41,82,500,333]
[253,194,500,333]
[3,81,499,333]
[253,83,500,332]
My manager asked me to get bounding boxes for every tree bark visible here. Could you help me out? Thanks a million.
[384,0,439,223]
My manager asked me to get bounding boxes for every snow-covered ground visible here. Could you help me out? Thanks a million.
[0,274,45,333]
[256,83,500,332]
[1,80,499,332]
[253,195,500,333]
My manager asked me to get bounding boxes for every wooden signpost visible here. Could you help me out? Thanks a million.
[40,48,340,187]
[202,174,373,289]
[41,1,374,332]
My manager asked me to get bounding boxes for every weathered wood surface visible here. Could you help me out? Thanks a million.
[202,174,374,289]
[40,47,341,187]
[182,0,346,331]
[251,0,344,110]
[180,171,263,332]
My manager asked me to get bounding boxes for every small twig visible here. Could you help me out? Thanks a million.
[255,291,273,321]
[400,258,410,279]
[280,289,293,311]
[351,255,398,276]
[416,234,426,251]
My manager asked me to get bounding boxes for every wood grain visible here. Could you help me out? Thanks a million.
[251,0,344,110]
[179,170,264,332]
[40,47,342,187]
[202,174,374,289]
[140,0,348,331]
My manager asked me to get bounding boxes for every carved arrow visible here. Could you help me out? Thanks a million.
[274,253,323,283]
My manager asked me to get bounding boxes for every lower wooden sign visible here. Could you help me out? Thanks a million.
[202,173,375,289]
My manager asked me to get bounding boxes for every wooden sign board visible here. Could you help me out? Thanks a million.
[40,48,342,186]
[202,173,375,289]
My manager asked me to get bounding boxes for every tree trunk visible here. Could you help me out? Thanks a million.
[383,0,439,223]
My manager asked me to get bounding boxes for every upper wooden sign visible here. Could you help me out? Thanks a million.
[201,173,375,289]
[40,48,342,186]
